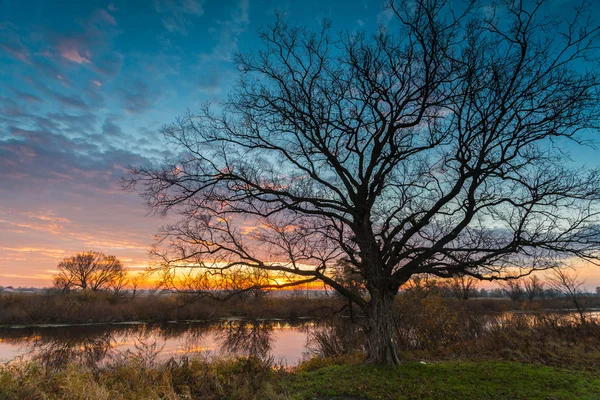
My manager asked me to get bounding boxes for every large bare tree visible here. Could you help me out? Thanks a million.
[53,251,126,292]
[127,0,600,364]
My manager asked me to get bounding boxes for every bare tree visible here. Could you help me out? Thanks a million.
[549,268,591,325]
[523,275,544,301]
[449,274,478,300]
[53,251,126,292]
[128,272,146,299]
[502,280,524,302]
[109,269,129,297]
[127,0,600,364]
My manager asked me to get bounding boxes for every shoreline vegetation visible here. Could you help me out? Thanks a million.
[2,291,600,399]
[2,291,600,326]
[0,292,343,326]
[0,291,600,328]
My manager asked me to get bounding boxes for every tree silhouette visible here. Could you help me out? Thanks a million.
[53,251,125,292]
[127,0,600,364]
[449,274,478,300]
[523,275,544,301]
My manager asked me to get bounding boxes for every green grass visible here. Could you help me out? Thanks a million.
[285,361,600,400]
[1,358,599,399]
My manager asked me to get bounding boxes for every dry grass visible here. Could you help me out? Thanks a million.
[0,292,343,325]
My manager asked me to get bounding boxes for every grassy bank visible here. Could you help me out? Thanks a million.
[1,356,599,399]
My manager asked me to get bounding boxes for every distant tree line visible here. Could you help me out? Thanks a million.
[395,270,599,303]
[43,253,600,303]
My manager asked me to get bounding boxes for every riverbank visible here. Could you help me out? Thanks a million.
[0,292,343,325]
[3,291,598,326]
[1,356,598,399]
[3,291,600,399]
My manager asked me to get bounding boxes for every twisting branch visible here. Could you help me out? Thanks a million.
[126,0,600,365]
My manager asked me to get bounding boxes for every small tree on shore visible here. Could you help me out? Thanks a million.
[523,275,544,301]
[502,280,524,302]
[449,274,478,300]
[549,269,591,325]
[127,0,600,364]
[53,251,125,292]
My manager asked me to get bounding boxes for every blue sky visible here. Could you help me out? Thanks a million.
[0,0,389,287]
[1,0,600,288]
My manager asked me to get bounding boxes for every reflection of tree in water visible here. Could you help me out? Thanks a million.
[154,322,209,341]
[0,327,118,370]
[217,320,274,359]
[154,322,210,357]
[1,320,320,368]
[33,332,114,369]
[306,318,364,358]
[1,325,135,369]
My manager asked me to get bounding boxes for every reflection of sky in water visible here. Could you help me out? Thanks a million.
[0,321,315,366]
[3,313,597,367]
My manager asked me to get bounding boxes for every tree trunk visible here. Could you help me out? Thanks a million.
[364,290,400,365]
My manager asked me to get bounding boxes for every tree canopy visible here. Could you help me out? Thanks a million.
[128,0,600,364]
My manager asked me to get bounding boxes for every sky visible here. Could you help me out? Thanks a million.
[0,0,394,288]
[1,0,600,289]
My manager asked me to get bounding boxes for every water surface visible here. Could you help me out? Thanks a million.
[0,320,317,367]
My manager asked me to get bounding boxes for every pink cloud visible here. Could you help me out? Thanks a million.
[54,7,118,65]
[1,42,30,63]
[92,79,102,86]
[58,39,92,63]
[94,9,117,26]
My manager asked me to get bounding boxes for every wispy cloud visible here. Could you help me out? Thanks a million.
[55,6,119,65]
[58,38,92,64]
[119,79,159,114]
[154,0,205,35]
[11,89,44,103]
[1,42,30,63]
[199,0,249,62]
[1,23,31,63]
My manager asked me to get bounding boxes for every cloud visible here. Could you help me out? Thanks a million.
[377,7,394,27]
[199,0,249,62]
[1,42,30,63]
[52,92,89,110]
[94,9,117,26]
[102,117,123,137]
[58,38,92,64]
[31,58,66,82]
[195,64,236,95]
[0,126,152,201]
[0,210,72,236]
[46,112,99,134]
[154,0,205,35]
[55,6,119,65]
[119,80,159,114]
[11,90,44,103]
[92,52,123,76]
[0,23,31,63]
